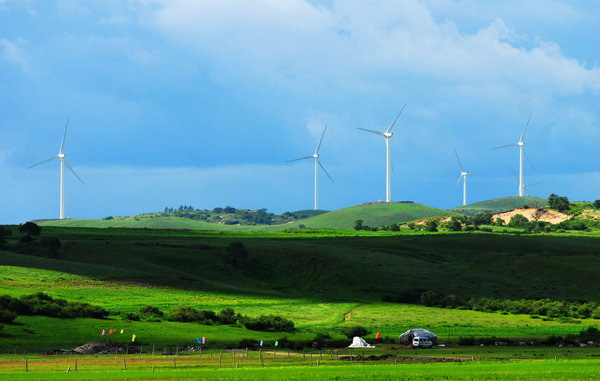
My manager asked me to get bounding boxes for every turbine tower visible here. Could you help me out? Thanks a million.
[29,118,84,219]
[286,125,333,210]
[453,147,483,206]
[495,114,532,197]
[359,105,406,203]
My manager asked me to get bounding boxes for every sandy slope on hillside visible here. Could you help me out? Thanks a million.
[578,209,600,222]
[493,208,570,224]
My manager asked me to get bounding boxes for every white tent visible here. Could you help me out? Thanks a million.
[348,336,375,348]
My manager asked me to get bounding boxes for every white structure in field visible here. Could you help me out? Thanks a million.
[29,118,84,219]
[359,105,406,202]
[453,147,484,206]
[286,125,334,210]
[495,114,532,197]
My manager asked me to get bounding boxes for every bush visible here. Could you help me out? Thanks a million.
[139,305,164,319]
[548,193,570,212]
[168,306,215,323]
[508,214,529,228]
[0,308,17,323]
[578,327,600,342]
[594,200,600,209]
[424,220,438,232]
[341,326,370,338]
[0,293,108,319]
[123,312,140,321]
[238,339,259,349]
[243,315,295,332]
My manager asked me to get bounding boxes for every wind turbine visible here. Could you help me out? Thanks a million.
[495,114,532,197]
[286,125,333,210]
[29,118,84,219]
[359,105,406,203]
[453,147,484,206]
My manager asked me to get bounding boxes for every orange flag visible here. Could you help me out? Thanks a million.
[375,332,382,339]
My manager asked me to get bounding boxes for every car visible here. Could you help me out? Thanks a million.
[412,336,433,348]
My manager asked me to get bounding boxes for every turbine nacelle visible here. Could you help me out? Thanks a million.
[58,153,66,159]
[461,171,468,177]
[383,132,393,138]
[517,141,524,147]
[312,153,319,159]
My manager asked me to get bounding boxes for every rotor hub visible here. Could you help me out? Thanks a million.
[58,153,66,159]
[312,154,319,158]
[383,132,393,138]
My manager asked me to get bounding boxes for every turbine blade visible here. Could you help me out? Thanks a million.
[494,143,518,149]
[314,124,328,155]
[467,173,486,176]
[525,182,542,188]
[509,165,519,185]
[28,156,58,169]
[453,146,464,172]
[285,155,313,163]
[455,174,463,188]
[317,160,334,183]
[358,128,384,136]
[524,150,535,169]
[59,117,69,154]
[385,104,406,133]
[64,160,84,184]
[519,113,532,143]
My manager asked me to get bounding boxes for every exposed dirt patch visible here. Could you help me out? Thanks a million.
[579,209,600,222]
[493,208,570,225]
[45,340,130,355]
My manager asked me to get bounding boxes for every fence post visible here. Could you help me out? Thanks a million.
[25,358,29,372]
[152,345,155,355]
[122,357,127,370]
[236,361,239,369]
[173,358,177,369]
[75,359,78,371]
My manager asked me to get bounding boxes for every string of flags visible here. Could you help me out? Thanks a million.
[195,337,206,344]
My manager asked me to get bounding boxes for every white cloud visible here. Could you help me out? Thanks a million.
[0,38,37,77]
[149,0,600,96]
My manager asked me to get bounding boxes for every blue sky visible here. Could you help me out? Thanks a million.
[0,0,599,223]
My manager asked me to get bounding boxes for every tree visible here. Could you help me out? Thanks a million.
[548,193,570,212]
[443,218,461,232]
[353,220,364,231]
[508,214,529,228]
[226,241,248,267]
[494,218,505,226]
[593,200,600,209]
[19,222,41,237]
[424,220,438,232]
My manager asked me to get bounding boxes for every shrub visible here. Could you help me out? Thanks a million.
[123,312,140,321]
[424,220,438,232]
[508,214,529,228]
[139,305,164,319]
[579,327,600,342]
[217,308,242,324]
[243,315,295,332]
[238,339,259,349]
[0,308,17,324]
[341,326,370,338]
[0,293,108,319]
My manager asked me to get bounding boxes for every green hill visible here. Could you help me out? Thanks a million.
[39,203,454,231]
[448,196,548,216]
[285,202,458,229]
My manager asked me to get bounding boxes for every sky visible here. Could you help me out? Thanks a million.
[0,0,599,223]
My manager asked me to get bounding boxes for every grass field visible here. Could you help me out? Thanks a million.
[0,351,599,380]
[1,225,600,353]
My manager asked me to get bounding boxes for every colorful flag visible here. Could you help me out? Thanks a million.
[375,332,382,339]
[120,329,124,334]
[131,334,136,342]
[274,340,279,347]
[202,336,206,344]
[108,329,113,335]
[196,337,201,344]
[259,340,263,347]
[101,329,105,336]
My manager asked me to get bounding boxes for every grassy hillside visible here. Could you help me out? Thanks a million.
[1,226,600,351]
[39,203,455,231]
[448,196,548,216]
[271,202,458,230]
